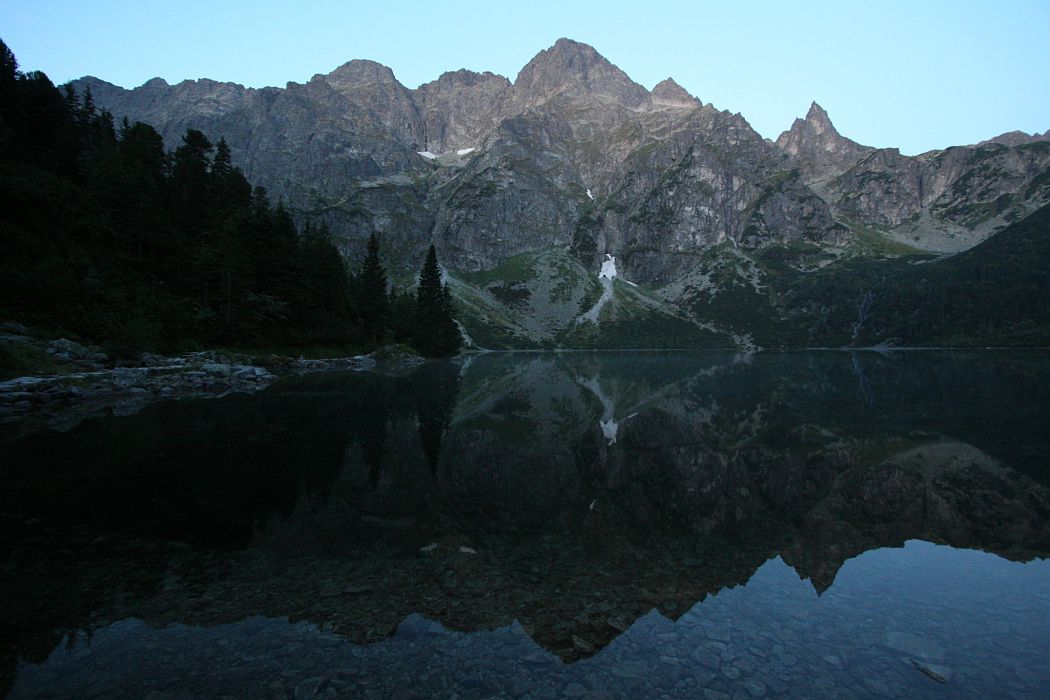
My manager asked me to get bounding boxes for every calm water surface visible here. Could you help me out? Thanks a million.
[2,350,1049,699]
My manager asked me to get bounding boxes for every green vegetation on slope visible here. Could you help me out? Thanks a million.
[847,203,1050,346]
[453,249,728,350]
[671,206,1050,348]
[559,282,726,349]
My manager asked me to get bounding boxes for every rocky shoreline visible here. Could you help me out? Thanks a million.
[0,326,423,432]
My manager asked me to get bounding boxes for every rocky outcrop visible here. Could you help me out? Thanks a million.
[0,354,279,431]
[0,329,391,431]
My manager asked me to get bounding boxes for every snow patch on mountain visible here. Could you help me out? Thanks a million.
[578,255,619,325]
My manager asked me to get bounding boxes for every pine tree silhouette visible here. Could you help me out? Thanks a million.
[414,245,461,356]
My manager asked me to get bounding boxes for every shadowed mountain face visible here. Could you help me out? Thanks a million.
[3,350,1050,695]
[70,39,1050,282]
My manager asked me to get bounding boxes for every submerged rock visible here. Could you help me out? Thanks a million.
[911,660,950,684]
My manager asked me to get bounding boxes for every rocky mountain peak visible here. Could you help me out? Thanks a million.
[509,38,649,109]
[322,59,403,92]
[776,102,842,154]
[312,59,423,148]
[777,103,857,152]
[423,68,510,90]
[775,102,874,184]
[804,101,834,134]
[650,78,697,107]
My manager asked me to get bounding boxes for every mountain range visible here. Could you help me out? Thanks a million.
[72,38,1050,349]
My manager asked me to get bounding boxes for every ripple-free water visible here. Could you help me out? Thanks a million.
[3,351,1049,698]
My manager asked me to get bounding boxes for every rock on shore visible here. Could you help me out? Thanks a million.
[0,333,381,431]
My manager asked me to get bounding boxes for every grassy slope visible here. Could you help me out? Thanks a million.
[451,250,727,350]
[669,204,1050,348]
[559,282,727,349]
[450,204,1050,350]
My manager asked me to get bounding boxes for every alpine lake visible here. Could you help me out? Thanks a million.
[2,350,1049,699]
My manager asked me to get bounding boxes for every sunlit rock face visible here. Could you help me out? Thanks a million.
[71,40,1050,280]
[414,69,510,153]
[775,102,875,185]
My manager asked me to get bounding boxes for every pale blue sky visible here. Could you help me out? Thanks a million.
[2,0,1047,154]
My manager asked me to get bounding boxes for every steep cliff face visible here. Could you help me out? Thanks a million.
[593,109,847,284]
[72,38,1050,297]
[414,69,509,153]
[319,59,425,148]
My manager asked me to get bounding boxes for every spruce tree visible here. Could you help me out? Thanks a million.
[0,38,18,84]
[212,137,231,179]
[295,220,350,341]
[358,232,389,344]
[414,245,461,357]
[171,129,213,241]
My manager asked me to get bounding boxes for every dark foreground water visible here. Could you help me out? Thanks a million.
[1,350,1049,699]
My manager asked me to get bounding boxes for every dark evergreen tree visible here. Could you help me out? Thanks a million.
[0,38,17,84]
[253,199,298,303]
[0,67,78,174]
[414,361,461,472]
[116,121,167,260]
[212,137,231,179]
[414,245,461,357]
[388,289,417,344]
[358,378,389,490]
[295,219,351,343]
[209,137,251,218]
[170,128,213,251]
[358,232,389,343]
[76,85,95,129]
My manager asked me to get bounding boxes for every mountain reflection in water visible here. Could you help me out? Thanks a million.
[2,350,1049,699]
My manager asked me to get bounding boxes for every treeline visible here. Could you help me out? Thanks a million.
[777,204,1050,347]
[859,203,1050,346]
[0,39,460,357]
